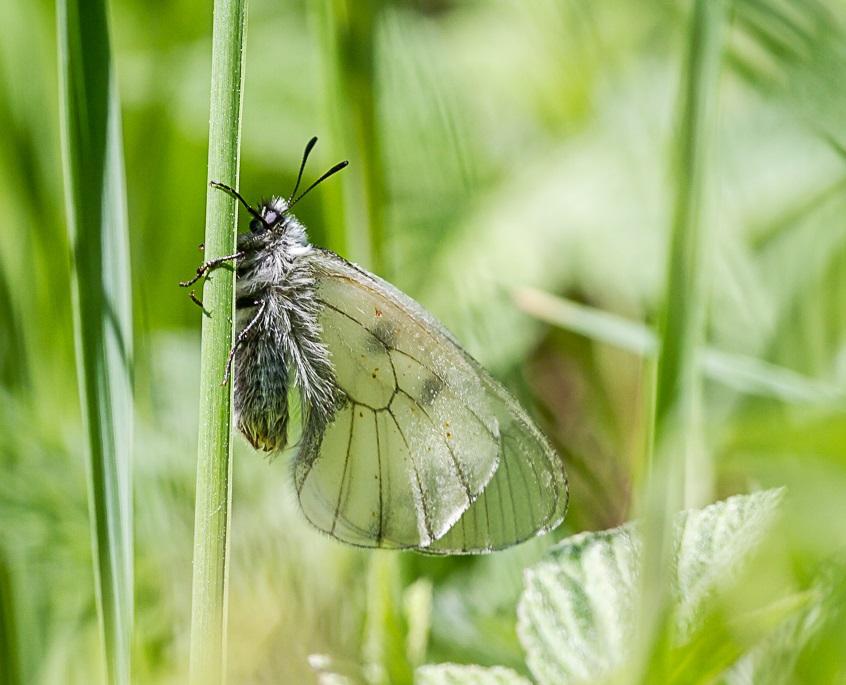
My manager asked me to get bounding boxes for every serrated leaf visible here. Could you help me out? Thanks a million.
[517,490,784,685]
[416,664,532,685]
[722,587,824,685]
[517,525,639,685]
[675,489,785,636]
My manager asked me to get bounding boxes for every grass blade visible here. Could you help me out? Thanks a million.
[515,287,846,406]
[57,0,134,681]
[313,0,386,274]
[188,0,248,683]
[637,0,725,680]
[0,550,21,685]
[363,553,413,685]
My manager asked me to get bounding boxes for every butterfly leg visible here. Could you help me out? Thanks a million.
[179,250,244,288]
[187,290,211,317]
[222,298,267,386]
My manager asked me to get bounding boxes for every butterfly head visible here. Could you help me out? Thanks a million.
[210,137,347,242]
[251,197,290,233]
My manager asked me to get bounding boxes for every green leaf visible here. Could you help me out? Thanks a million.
[416,664,532,685]
[517,525,639,685]
[430,541,549,670]
[516,490,785,685]
[674,488,785,637]
[719,590,821,685]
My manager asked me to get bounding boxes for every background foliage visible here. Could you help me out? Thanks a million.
[1,0,845,683]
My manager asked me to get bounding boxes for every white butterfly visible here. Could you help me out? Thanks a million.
[181,138,568,554]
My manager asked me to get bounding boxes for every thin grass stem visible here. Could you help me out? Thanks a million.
[635,0,725,680]
[514,287,846,406]
[0,550,21,685]
[314,0,386,274]
[188,0,248,683]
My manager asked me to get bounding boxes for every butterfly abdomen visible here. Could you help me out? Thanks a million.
[233,238,340,453]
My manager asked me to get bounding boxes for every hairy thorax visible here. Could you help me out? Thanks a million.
[232,219,339,452]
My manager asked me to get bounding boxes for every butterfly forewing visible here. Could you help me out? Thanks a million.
[294,250,567,553]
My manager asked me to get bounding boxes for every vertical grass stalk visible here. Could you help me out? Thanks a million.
[636,0,725,679]
[363,553,413,685]
[188,1,247,683]
[0,550,21,685]
[57,0,134,682]
[314,0,386,274]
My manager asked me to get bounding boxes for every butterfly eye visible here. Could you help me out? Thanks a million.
[249,218,265,233]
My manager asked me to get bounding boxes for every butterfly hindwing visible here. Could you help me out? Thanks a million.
[293,250,568,553]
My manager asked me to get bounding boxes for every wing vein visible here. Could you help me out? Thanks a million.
[331,407,356,536]
[496,467,508,541]
[373,409,384,545]
[499,441,519,541]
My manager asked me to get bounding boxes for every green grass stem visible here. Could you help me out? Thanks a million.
[636,0,725,679]
[57,0,134,681]
[515,287,846,406]
[187,1,247,683]
[314,0,386,274]
[364,553,413,685]
[0,550,21,685]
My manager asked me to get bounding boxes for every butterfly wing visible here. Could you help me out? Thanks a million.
[293,249,568,553]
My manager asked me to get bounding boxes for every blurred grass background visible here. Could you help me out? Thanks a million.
[2,0,846,683]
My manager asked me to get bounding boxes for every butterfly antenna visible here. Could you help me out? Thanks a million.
[209,181,266,226]
[288,160,349,210]
[288,136,318,204]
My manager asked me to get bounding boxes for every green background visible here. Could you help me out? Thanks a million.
[2,0,846,682]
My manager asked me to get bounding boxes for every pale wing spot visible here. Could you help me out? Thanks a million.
[380,408,433,546]
[388,392,478,541]
[389,348,499,496]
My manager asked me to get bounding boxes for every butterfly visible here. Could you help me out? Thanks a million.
[181,138,568,554]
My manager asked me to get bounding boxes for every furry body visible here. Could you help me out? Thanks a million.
[233,197,339,451]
